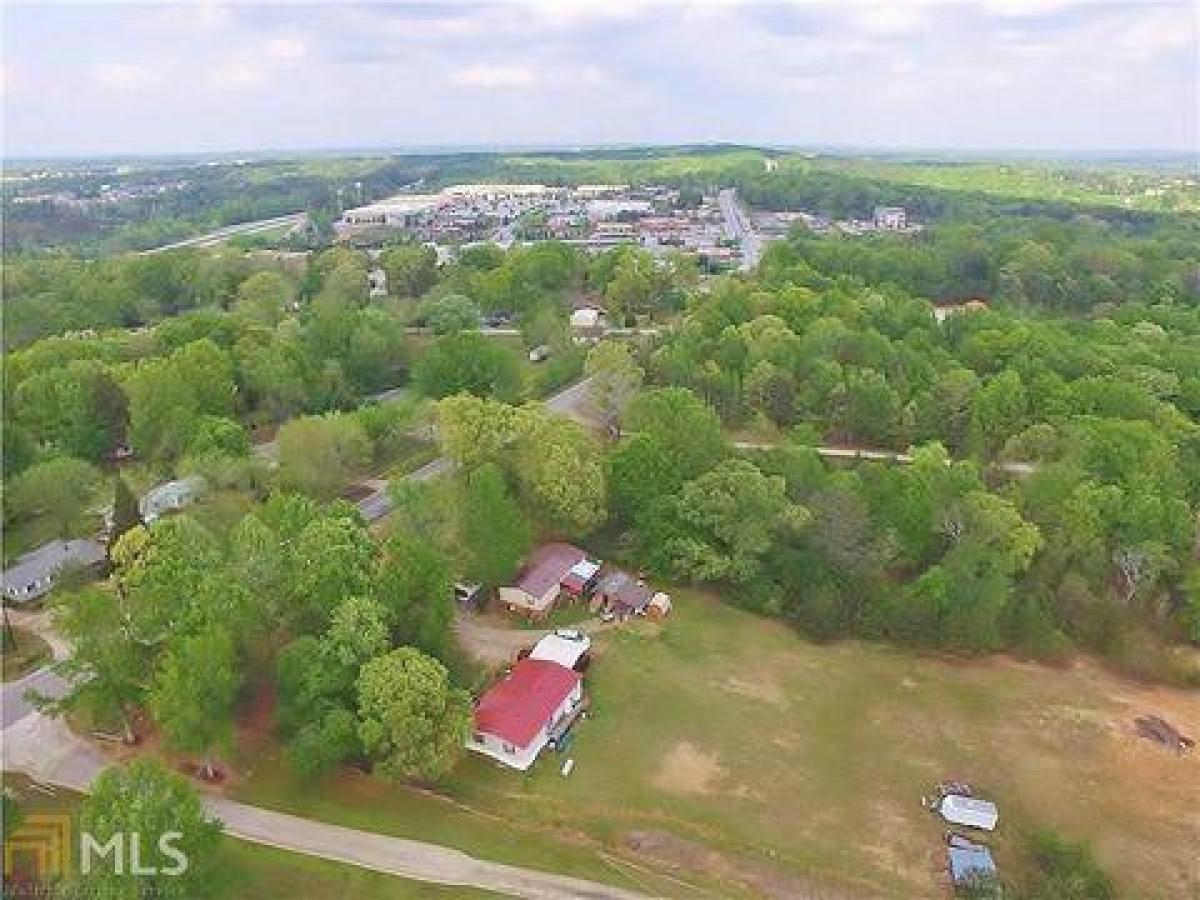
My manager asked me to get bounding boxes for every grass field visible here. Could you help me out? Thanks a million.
[237,590,1200,899]
[2,625,52,681]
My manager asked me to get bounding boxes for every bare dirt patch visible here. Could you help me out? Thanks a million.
[654,741,724,795]
[717,673,788,707]
[625,829,846,899]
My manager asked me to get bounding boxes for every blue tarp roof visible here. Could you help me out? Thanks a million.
[948,842,996,884]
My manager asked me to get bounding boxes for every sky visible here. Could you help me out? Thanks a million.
[3,0,1197,157]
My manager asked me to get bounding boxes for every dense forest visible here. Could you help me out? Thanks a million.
[4,152,1198,764]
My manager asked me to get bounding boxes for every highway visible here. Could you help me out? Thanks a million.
[139,212,306,255]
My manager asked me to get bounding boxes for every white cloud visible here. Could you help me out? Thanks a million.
[95,63,153,92]
[449,64,540,88]
[266,37,308,62]
[208,62,265,91]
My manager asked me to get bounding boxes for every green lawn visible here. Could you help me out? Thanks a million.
[2,625,52,681]
[222,841,503,899]
[237,590,1200,899]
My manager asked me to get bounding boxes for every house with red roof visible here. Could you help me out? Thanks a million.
[499,542,592,618]
[468,658,585,770]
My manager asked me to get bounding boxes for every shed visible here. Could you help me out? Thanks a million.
[646,592,672,620]
[947,834,997,887]
[499,543,587,617]
[570,307,606,332]
[939,795,999,832]
[2,539,106,604]
[593,569,654,618]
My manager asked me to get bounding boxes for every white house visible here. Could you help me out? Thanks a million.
[570,306,606,332]
[2,539,106,604]
[873,206,907,230]
[139,476,206,524]
[468,659,584,771]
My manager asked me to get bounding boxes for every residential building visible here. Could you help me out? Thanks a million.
[468,658,585,770]
[873,206,907,230]
[2,539,106,604]
[500,543,589,617]
[139,475,206,524]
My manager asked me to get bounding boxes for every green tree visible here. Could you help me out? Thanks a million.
[625,388,727,481]
[50,588,145,743]
[234,270,294,326]
[290,516,374,634]
[585,340,644,435]
[356,647,471,782]
[668,459,809,584]
[7,456,101,537]
[434,394,520,469]
[380,244,438,298]
[512,407,607,534]
[110,474,142,551]
[277,414,370,499]
[372,535,455,658]
[74,759,223,900]
[458,462,530,588]
[421,293,479,335]
[413,332,523,403]
[149,625,241,780]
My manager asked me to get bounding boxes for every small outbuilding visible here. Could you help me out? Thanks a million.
[570,306,606,332]
[939,794,999,832]
[593,569,654,619]
[946,834,998,890]
[646,592,673,620]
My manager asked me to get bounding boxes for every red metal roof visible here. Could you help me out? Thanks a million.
[512,543,586,599]
[474,659,581,749]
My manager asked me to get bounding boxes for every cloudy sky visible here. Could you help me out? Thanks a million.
[3,0,1197,157]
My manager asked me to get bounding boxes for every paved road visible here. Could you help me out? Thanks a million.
[717,188,763,272]
[140,213,305,255]
[1,667,68,728]
[733,440,1036,474]
[1,714,643,900]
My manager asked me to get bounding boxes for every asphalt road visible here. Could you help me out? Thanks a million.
[718,187,763,271]
[1,666,68,728]
[140,213,306,255]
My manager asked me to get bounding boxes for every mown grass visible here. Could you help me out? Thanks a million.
[243,589,1200,899]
